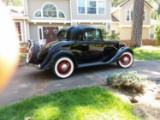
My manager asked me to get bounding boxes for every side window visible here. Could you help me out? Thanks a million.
[84,29,101,41]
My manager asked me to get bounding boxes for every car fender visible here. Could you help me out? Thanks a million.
[105,47,133,63]
[41,49,77,70]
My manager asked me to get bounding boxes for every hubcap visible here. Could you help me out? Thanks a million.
[61,64,69,72]
[120,54,131,65]
[58,60,71,75]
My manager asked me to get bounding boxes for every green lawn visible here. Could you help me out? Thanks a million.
[0,86,140,120]
[133,46,160,60]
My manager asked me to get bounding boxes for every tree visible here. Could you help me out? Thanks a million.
[2,0,23,6]
[111,0,125,7]
[130,0,145,47]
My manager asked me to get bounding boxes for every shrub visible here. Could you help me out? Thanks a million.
[155,25,160,45]
[106,71,145,94]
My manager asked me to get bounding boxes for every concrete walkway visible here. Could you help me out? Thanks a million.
[0,60,160,106]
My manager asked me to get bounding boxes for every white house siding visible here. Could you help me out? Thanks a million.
[71,0,111,21]
[119,27,149,40]
[27,0,70,20]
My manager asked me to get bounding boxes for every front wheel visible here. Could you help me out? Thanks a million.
[53,57,74,78]
[117,52,134,68]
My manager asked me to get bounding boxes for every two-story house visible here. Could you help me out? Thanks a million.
[20,0,111,44]
[111,0,155,46]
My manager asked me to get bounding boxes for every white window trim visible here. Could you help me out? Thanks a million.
[77,0,106,15]
[42,2,57,18]
[33,2,66,19]
[15,21,23,42]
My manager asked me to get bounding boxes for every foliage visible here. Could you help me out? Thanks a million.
[107,33,120,40]
[133,46,160,60]
[3,0,23,6]
[0,86,140,120]
[155,25,160,45]
[106,71,145,94]
[99,27,109,39]
[100,27,119,40]
[111,0,125,7]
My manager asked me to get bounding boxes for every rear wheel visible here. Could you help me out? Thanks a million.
[26,43,39,63]
[117,52,134,68]
[53,57,74,78]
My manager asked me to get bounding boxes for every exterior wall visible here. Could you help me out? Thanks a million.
[111,23,120,33]
[119,27,150,40]
[71,0,111,21]
[112,9,119,21]
[120,0,151,26]
[27,0,70,20]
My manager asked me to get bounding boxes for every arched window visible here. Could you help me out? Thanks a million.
[33,2,66,19]
[34,10,41,17]
[43,3,57,17]
[58,11,65,18]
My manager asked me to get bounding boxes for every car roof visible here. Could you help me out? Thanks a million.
[63,25,100,31]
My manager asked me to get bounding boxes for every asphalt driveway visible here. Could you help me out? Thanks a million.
[0,60,160,106]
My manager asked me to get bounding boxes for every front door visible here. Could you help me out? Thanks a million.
[43,27,58,43]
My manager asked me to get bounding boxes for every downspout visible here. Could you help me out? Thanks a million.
[70,0,72,25]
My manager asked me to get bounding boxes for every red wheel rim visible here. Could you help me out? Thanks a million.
[120,54,131,65]
[57,60,71,75]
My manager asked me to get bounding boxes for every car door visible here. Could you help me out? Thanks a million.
[73,28,105,64]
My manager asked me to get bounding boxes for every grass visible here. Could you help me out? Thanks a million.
[133,46,160,60]
[0,86,140,120]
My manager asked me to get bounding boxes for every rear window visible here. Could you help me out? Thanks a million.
[57,30,67,41]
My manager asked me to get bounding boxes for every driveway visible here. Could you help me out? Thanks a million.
[0,60,160,106]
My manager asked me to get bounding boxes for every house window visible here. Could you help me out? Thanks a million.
[126,10,130,21]
[150,28,155,39]
[58,11,65,18]
[15,22,22,41]
[43,3,57,17]
[111,30,116,34]
[87,0,96,14]
[78,0,85,14]
[98,1,105,14]
[78,0,105,15]
[34,10,41,17]
[126,5,145,21]
[33,2,65,18]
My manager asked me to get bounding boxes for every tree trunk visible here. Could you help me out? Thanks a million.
[130,0,145,47]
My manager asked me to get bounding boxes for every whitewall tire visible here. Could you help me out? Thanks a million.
[117,52,134,68]
[53,57,74,78]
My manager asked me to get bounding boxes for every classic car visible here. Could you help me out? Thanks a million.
[26,25,134,78]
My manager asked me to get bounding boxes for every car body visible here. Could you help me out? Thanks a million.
[26,25,134,78]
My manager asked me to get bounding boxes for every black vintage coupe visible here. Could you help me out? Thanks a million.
[26,25,134,78]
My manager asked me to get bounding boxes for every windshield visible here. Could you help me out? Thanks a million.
[57,30,67,41]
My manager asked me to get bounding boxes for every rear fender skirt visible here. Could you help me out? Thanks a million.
[41,50,76,70]
[104,47,133,64]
